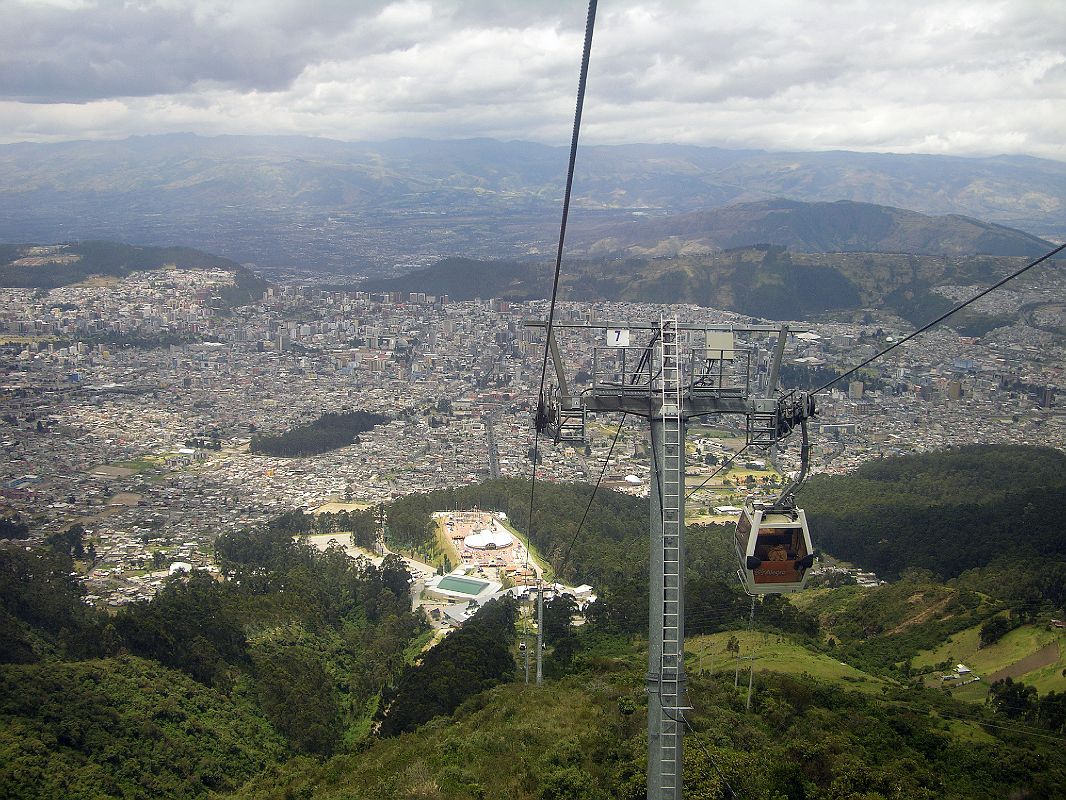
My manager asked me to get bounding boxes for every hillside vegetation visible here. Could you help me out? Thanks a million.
[802,445,1066,609]
[228,633,1066,800]
[0,240,263,295]
[0,656,286,799]
[6,447,1066,798]
[362,247,1056,324]
[1,514,424,798]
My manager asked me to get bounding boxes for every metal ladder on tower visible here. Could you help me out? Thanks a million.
[657,314,684,798]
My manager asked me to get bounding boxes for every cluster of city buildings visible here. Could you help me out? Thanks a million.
[1,262,1063,604]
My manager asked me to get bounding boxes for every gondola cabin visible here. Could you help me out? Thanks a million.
[735,502,815,595]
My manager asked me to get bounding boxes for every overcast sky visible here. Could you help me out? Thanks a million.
[2,0,1064,159]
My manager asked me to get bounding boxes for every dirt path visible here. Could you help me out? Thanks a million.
[986,642,1060,683]
[886,594,953,635]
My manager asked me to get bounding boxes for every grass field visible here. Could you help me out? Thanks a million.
[687,630,893,694]
[313,501,374,514]
[788,585,871,617]
[911,622,1066,699]
[688,426,739,439]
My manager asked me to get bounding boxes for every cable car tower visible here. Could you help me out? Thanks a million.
[531,315,815,800]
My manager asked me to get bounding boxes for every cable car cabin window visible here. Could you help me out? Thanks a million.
[753,528,807,561]
[735,514,751,557]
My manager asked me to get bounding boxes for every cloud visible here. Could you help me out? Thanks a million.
[0,0,1064,159]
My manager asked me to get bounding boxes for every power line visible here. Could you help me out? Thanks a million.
[685,444,752,501]
[555,413,627,578]
[810,242,1066,397]
[525,0,598,568]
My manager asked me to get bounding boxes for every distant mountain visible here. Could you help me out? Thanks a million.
[0,134,1062,272]
[568,199,1053,258]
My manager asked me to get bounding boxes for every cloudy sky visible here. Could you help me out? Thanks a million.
[3,0,1065,159]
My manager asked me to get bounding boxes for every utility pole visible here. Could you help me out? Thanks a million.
[376,504,388,556]
[536,582,544,685]
[746,644,757,712]
[530,316,812,800]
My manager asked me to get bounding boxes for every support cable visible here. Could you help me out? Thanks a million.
[525,0,598,569]
[555,412,627,578]
[809,242,1066,397]
[678,716,741,799]
[685,444,751,501]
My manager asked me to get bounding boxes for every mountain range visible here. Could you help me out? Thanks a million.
[0,134,1062,273]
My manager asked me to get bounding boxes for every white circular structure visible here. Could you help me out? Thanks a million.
[463,528,514,550]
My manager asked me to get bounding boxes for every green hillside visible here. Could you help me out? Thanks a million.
[226,632,1066,800]
[0,656,286,799]
[912,621,1066,698]
[688,630,892,694]
[6,461,1066,798]
[802,445,1066,605]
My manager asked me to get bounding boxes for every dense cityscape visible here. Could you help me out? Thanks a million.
[2,259,1062,606]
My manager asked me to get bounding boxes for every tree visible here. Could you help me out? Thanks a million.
[380,554,412,598]
[979,615,1013,648]
[0,513,30,540]
[543,593,578,644]
[46,523,86,559]
[1039,690,1066,733]
[988,677,1037,719]
[252,644,343,755]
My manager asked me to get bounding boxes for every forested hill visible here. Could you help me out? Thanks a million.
[802,445,1066,604]
[0,240,261,294]
[362,247,1054,325]
[566,199,1053,259]
[5,479,1066,798]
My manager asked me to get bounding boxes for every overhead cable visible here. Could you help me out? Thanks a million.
[812,242,1066,397]
[525,0,598,560]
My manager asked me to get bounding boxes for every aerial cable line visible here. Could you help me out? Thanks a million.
[525,0,598,551]
[685,443,752,501]
[809,241,1066,397]
[554,412,627,579]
